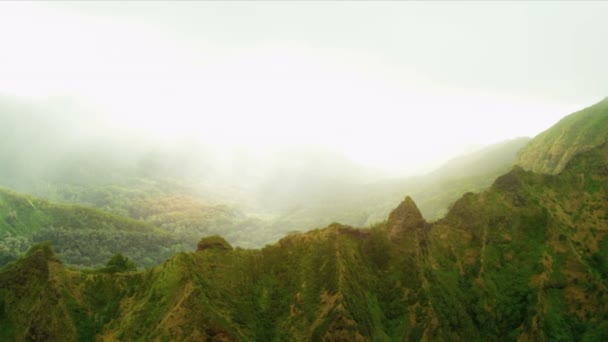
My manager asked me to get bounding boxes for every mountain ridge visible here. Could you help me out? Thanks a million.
[3,99,608,340]
[2,138,608,340]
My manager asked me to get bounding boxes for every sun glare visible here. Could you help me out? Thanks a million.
[0,2,588,174]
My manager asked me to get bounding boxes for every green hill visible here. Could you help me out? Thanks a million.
[517,97,608,174]
[0,188,187,268]
[2,139,608,340]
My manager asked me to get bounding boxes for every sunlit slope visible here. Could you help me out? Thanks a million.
[3,142,608,340]
[0,188,185,267]
[517,97,608,174]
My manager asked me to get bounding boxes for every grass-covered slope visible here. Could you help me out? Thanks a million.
[517,97,608,174]
[2,141,608,340]
[0,188,186,268]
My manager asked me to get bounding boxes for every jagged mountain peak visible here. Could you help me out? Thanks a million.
[387,196,425,237]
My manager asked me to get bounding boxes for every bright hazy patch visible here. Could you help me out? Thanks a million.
[1,2,606,174]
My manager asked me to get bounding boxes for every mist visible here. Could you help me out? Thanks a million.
[1,2,600,171]
[3,3,608,340]
[1,2,607,246]
[0,92,530,247]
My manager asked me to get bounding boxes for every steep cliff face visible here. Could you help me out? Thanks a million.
[2,142,608,340]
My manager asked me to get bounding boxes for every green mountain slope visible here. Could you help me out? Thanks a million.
[365,136,531,222]
[2,140,608,340]
[276,137,530,232]
[517,97,608,174]
[0,188,187,267]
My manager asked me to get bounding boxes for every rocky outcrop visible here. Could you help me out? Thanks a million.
[387,196,425,240]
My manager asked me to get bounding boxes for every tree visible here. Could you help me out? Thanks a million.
[197,235,232,252]
[104,253,136,273]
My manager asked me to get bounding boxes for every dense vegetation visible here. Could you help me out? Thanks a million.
[2,98,608,340]
[0,188,188,268]
[2,135,608,340]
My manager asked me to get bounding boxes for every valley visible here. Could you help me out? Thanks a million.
[1,98,608,340]
[1,2,606,340]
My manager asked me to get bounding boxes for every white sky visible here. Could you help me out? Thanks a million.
[1,2,606,174]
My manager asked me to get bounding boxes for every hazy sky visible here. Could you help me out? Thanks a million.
[1,2,606,174]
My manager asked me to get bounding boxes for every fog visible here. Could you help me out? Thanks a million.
[2,2,604,172]
[1,2,607,244]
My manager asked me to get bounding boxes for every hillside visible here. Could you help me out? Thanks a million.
[0,188,187,268]
[365,136,532,222]
[517,97,608,174]
[0,135,527,271]
[275,137,530,232]
[2,140,608,340]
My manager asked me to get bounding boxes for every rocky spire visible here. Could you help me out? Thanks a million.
[388,196,425,239]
